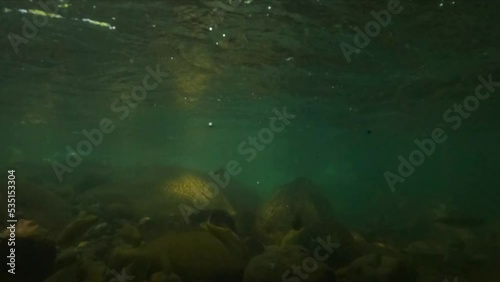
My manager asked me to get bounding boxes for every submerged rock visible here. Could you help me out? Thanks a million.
[76,166,244,234]
[56,214,98,248]
[151,271,183,282]
[200,209,249,259]
[44,263,83,282]
[257,177,330,243]
[109,229,246,282]
[244,245,336,282]
[116,220,143,246]
[336,253,415,282]
[256,177,354,264]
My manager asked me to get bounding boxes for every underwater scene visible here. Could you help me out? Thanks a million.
[1,0,499,281]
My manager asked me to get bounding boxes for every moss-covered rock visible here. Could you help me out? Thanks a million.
[76,166,242,235]
[109,230,246,282]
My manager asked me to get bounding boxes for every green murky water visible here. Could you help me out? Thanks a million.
[1,0,499,281]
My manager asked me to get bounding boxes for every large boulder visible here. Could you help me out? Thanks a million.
[75,165,259,235]
[109,210,249,282]
[255,177,354,265]
[109,229,246,282]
